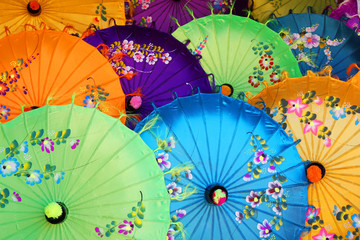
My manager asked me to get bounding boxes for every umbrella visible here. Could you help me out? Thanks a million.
[134,92,310,240]
[131,0,234,34]
[172,14,302,99]
[248,0,336,23]
[267,11,360,80]
[248,68,360,240]
[0,103,170,239]
[0,29,125,124]
[83,25,212,127]
[0,0,125,38]
[329,0,360,35]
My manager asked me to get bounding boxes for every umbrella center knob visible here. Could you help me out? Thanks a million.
[220,84,234,97]
[306,162,326,183]
[27,1,42,16]
[45,202,68,224]
[126,95,143,113]
[205,185,228,206]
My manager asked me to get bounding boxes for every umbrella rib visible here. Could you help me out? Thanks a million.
[214,92,224,183]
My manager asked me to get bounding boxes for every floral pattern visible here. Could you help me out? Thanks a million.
[95,192,146,238]
[0,105,10,120]
[40,137,55,153]
[269,90,360,147]
[258,219,272,238]
[0,187,21,208]
[0,157,20,177]
[249,42,283,88]
[280,24,345,67]
[312,227,335,240]
[246,191,261,208]
[266,181,283,199]
[254,150,269,164]
[235,211,244,223]
[190,35,209,56]
[156,152,171,171]
[167,182,182,197]
[25,170,43,186]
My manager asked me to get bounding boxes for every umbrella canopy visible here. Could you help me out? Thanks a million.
[267,12,360,80]
[172,14,302,99]
[329,0,360,35]
[0,29,125,124]
[135,92,309,240]
[83,25,212,127]
[248,69,360,240]
[0,104,170,239]
[249,0,336,23]
[131,0,233,33]
[0,0,125,38]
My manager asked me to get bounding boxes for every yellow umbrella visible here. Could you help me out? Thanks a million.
[0,0,125,38]
[249,0,336,23]
[248,68,360,240]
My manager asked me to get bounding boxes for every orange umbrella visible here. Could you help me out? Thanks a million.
[0,29,125,123]
[0,0,125,38]
[248,68,360,239]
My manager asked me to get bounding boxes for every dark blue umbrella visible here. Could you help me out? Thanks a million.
[135,92,310,240]
[267,12,360,80]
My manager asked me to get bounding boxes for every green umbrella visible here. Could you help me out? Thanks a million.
[172,14,302,99]
[0,104,170,239]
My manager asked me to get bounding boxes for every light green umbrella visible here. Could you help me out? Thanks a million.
[0,104,170,239]
[172,14,302,99]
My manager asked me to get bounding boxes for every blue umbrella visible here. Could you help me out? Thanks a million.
[135,92,310,240]
[267,11,360,80]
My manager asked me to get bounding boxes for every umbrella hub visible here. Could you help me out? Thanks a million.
[27,1,42,16]
[126,95,143,113]
[220,84,234,97]
[205,185,228,206]
[306,162,326,183]
[45,202,68,224]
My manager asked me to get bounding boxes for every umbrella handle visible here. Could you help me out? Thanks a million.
[172,91,179,100]
[207,73,215,90]
[108,18,117,27]
[24,24,37,31]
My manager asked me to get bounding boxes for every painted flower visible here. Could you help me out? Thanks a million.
[273,206,282,215]
[83,95,96,108]
[156,152,171,171]
[346,230,354,240]
[161,53,172,64]
[0,105,10,120]
[302,33,320,48]
[95,227,105,238]
[324,137,331,147]
[266,180,283,199]
[324,48,331,56]
[312,227,335,240]
[268,165,276,173]
[176,209,186,218]
[0,157,20,177]
[305,207,320,221]
[40,137,55,153]
[141,3,149,9]
[70,139,80,150]
[243,173,253,181]
[185,169,193,179]
[54,172,65,184]
[11,192,21,202]
[314,96,323,105]
[235,211,244,223]
[167,228,175,240]
[146,16,152,23]
[133,51,145,62]
[257,219,272,238]
[351,214,360,228]
[305,24,319,33]
[122,40,134,52]
[0,81,9,96]
[20,141,29,153]
[248,76,260,88]
[146,53,158,65]
[287,97,309,117]
[254,150,269,164]
[246,191,261,208]
[330,106,346,120]
[118,220,134,235]
[303,119,323,135]
[326,38,345,46]
[259,54,274,70]
[167,136,175,149]
[269,72,281,83]
[167,182,182,197]
[356,115,359,125]
[25,170,43,185]
[283,33,300,49]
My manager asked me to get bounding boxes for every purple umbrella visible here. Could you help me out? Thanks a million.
[83,25,212,128]
[131,0,235,33]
